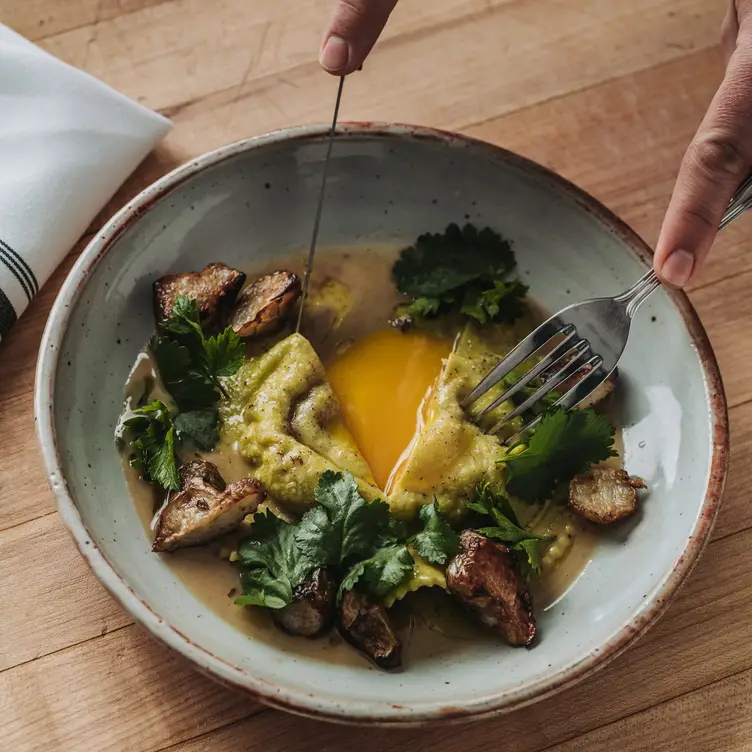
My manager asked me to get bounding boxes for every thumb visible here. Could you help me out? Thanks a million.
[319,0,399,75]
[654,41,752,287]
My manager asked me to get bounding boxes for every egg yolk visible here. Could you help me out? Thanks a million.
[326,328,451,490]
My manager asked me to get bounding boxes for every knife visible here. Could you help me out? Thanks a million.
[295,74,346,333]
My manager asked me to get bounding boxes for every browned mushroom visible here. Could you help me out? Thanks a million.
[230,271,301,338]
[446,530,536,647]
[154,262,246,334]
[338,589,402,669]
[153,460,263,552]
[569,466,647,524]
[272,569,335,638]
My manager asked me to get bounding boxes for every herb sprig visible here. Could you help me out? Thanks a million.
[501,407,617,502]
[393,223,528,324]
[235,473,460,609]
[123,400,180,491]
[465,482,553,575]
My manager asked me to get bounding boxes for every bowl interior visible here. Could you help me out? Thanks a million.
[45,126,721,722]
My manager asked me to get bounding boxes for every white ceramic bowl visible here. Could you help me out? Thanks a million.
[36,124,728,725]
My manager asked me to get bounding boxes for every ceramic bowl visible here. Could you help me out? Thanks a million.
[36,124,728,726]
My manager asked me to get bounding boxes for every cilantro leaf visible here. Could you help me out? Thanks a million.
[151,336,217,410]
[174,408,220,452]
[512,538,547,576]
[153,295,245,410]
[339,543,415,602]
[502,408,617,501]
[405,296,445,319]
[162,295,204,339]
[393,223,515,298]
[295,470,392,567]
[235,512,315,609]
[460,279,529,325]
[123,400,180,491]
[203,327,245,379]
[409,501,461,565]
[393,224,528,325]
[466,483,552,576]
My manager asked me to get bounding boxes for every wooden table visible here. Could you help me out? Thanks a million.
[1,1,749,749]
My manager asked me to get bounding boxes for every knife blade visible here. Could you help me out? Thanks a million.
[295,75,346,333]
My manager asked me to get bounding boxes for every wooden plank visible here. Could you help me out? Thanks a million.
[5,0,172,43]
[36,0,513,111]
[3,0,99,42]
[690,269,752,410]
[0,627,262,752]
[548,670,752,751]
[34,0,722,146]
[0,514,131,671]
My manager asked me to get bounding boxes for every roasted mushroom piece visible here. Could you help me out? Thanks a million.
[153,460,263,552]
[154,262,246,334]
[338,589,402,669]
[446,530,536,647]
[272,568,336,638]
[569,466,647,524]
[230,271,301,338]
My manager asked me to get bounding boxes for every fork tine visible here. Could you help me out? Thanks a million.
[554,364,610,411]
[500,356,605,444]
[488,344,593,435]
[477,336,587,420]
[460,320,575,409]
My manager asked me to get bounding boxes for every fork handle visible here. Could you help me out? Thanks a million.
[617,171,752,318]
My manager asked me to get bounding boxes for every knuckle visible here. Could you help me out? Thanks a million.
[679,204,718,233]
[336,0,368,23]
[688,131,748,178]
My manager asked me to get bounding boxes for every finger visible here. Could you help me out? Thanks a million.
[319,0,399,75]
[654,39,752,287]
[721,0,739,64]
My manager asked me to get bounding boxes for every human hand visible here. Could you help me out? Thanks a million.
[319,0,399,75]
[654,0,752,287]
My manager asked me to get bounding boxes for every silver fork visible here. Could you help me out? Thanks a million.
[463,173,752,441]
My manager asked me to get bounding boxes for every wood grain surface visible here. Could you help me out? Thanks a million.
[0,1,747,749]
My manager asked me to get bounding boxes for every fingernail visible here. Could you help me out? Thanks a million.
[661,249,695,287]
[320,35,350,72]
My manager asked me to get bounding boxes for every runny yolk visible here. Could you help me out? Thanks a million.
[326,328,451,490]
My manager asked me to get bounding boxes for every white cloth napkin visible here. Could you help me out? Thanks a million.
[0,24,172,340]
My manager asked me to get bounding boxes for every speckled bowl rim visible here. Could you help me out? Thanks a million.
[35,123,729,726]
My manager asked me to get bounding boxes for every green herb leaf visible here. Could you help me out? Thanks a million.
[153,295,245,410]
[405,296,445,319]
[150,336,216,410]
[339,543,415,602]
[409,501,461,565]
[393,223,516,298]
[460,279,529,325]
[203,327,245,379]
[235,512,314,609]
[162,295,204,339]
[512,538,547,576]
[295,470,392,567]
[174,408,220,451]
[123,400,180,491]
[467,483,552,575]
[502,408,617,501]
[393,224,528,325]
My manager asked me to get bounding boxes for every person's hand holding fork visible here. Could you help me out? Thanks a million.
[318,0,752,288]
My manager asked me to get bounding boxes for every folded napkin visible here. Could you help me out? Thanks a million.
[0,24,172,341]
